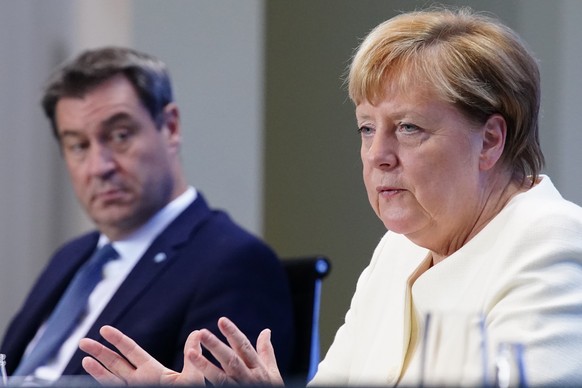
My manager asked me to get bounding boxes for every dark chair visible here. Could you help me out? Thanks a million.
[282,256,331,384]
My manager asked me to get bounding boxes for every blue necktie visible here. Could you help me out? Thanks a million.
[14,244,119,376]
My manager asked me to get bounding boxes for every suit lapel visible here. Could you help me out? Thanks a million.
[30,234,100,323]
[65,195,213,374]
[99,195,212,324]
[2,233,99,374]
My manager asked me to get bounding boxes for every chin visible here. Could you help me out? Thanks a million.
[381,217,421,236]
[93,209,135,226]
[384,226,410,235]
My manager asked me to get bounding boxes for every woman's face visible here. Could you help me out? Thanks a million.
[357,86,490,250]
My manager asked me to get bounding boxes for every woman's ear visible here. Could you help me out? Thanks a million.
[479,114,506,171]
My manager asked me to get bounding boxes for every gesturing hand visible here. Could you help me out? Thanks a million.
[80,318,283,386]
[79,325,205,386]
[187,317,284,386]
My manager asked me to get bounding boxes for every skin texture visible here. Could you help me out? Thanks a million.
[356,86,521,264]
[79,318,283,386]
[56,74,188,241]
[80,326,204,386]
[79,84,525,385]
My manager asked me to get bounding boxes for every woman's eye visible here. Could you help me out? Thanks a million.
[398,123,419,133]
[357,126,374,136]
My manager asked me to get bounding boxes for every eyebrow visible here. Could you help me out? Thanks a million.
[58,112,137,137]
[355,109,375,122]
[58,130,83,141]
[355,111,371,119]
[101,112,135,128]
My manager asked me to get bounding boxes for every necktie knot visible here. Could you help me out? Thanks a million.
[85,243,119,277]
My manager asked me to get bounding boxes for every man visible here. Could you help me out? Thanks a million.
[0,47,293,384]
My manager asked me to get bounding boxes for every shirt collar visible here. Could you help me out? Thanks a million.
[98,187,197,259]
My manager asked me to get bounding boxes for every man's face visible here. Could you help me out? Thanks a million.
[55,74,183,240]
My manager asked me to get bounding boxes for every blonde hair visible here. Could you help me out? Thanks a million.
[348,7,544,183]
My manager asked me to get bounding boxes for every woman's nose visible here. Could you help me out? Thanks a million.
[366,133,398,169]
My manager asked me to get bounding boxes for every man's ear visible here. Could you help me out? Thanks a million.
[479,114,506,171]
[161,103,181,149]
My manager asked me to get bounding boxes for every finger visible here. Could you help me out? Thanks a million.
[82,356,125,386]
[217,317,261,368]
[100,325,163,370]
[179,330,205,384]
[198,328,253,383]
[186,348,235,386]
[256,329,284,384]
[79,337,136,378]
[256,329,275,365]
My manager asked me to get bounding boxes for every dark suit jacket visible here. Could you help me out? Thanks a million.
[1,193,294,377]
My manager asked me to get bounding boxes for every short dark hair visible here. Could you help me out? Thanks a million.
[42,46,173,138]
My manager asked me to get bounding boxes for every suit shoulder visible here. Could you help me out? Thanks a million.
[52,231,100,258]
[201,209,272,246]
[175,208,280,268]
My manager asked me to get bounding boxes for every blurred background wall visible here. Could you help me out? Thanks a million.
[0,0,581,362]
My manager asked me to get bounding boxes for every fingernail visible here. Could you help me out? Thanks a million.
[222,316,233,325]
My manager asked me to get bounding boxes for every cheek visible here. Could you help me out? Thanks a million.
[361,155,371,189]
[66,165,86,189]
[361,162,379,211]
[120,150,153,176]
[127,152,171,191]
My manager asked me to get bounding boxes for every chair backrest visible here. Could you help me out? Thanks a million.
[281,255,331,384]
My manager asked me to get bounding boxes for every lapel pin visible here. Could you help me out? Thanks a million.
[153,252,167,263]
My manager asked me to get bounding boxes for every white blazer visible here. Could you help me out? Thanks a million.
[310,176,582,386]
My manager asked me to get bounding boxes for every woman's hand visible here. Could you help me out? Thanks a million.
[189,317,284,386]
[79,325,205,386]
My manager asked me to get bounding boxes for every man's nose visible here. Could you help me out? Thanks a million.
[87,144,116,179]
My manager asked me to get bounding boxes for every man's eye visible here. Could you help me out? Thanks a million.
[110,128,131,143]
[64,141,88,155]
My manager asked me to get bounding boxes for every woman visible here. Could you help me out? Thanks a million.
[79,7,582,386]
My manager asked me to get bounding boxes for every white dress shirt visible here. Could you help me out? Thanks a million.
[24,187,196,382]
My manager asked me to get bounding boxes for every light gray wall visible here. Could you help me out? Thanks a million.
[0,0,75,337]
[542,1,582,199]
[132,0,266,236]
